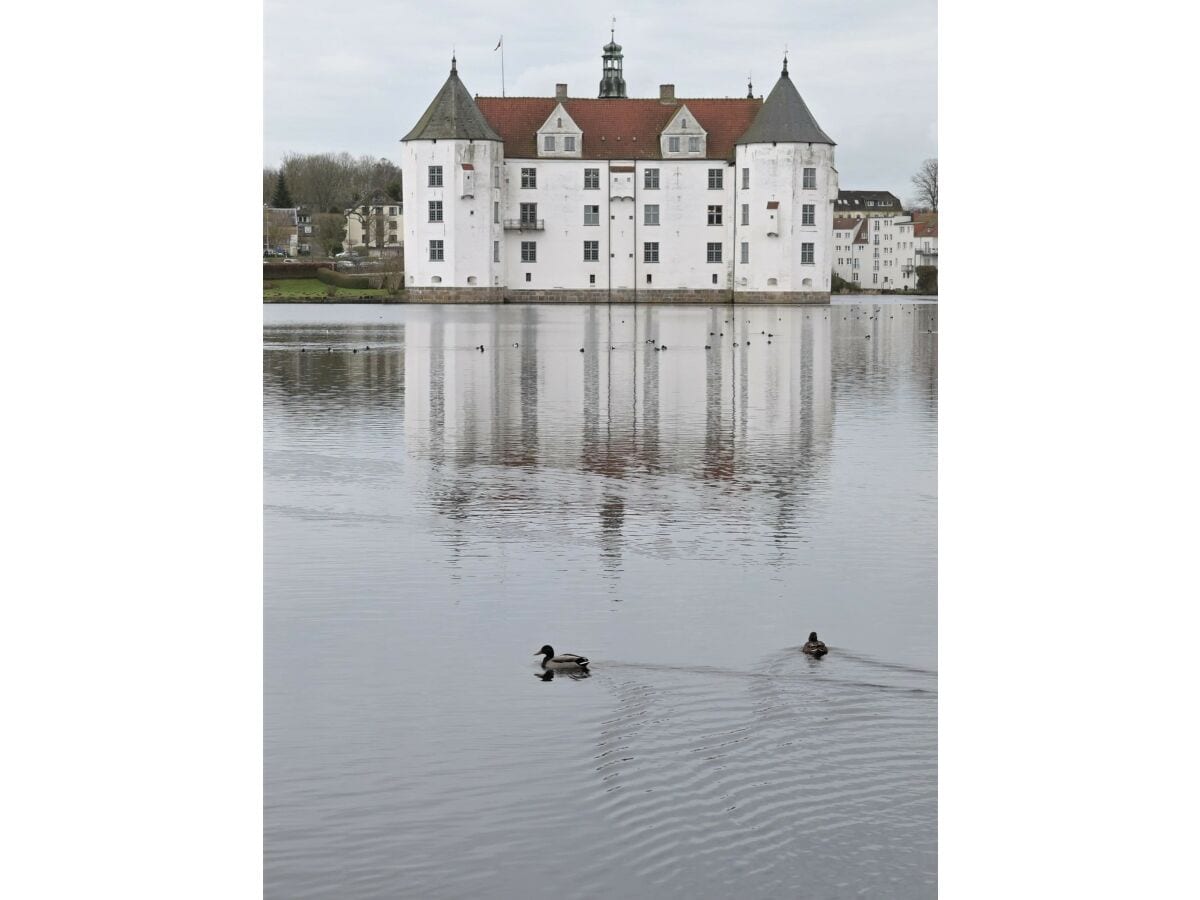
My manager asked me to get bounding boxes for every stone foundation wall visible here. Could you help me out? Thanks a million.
[404,286,507,303]
[390,287,832,305]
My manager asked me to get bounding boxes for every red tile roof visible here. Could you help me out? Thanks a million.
[914,220,938,238]
[833,217,859,231]
[474,97,762,161]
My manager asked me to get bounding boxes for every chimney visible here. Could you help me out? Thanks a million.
[659,84,675,102]
[556,83,568,100]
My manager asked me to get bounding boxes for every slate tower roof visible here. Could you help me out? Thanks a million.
[736,57,834,146]
[402,57,502,142]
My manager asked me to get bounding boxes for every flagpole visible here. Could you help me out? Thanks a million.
[501,36,506,97]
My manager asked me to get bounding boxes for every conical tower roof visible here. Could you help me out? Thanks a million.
[402,58,502,142]
[736,58,834,145]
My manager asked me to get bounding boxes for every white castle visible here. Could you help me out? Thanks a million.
[401,38,837,303]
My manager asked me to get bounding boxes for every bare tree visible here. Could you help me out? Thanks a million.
[264,208,295,255]
[313,213,347,258]
[911,158,938,211]
[281,152,354,213]
[364,206,392,255]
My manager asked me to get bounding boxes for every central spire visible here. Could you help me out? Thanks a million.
[598,24,627,99]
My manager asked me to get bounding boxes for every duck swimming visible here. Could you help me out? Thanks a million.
[536,645,590,670]
[802,632,829,658]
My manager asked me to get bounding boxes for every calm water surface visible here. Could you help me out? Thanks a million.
[264,301,937,899]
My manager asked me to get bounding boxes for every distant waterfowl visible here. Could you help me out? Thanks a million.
[580,347,585,352]
[661,344,668,350]
[301,348,306,352]
[704,345,712,350]
[513,342,519,347]
[536,645,590,670]
[802,632,829,658]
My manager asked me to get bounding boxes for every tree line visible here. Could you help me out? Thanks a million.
[264,153,402,212]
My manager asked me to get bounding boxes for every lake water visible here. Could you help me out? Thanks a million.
[264,300,938,899]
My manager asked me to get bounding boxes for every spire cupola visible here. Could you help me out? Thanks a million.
[599,22,627,98]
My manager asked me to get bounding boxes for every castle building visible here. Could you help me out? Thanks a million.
[401,39,837,303]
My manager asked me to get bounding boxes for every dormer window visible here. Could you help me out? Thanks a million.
[689,136,700,153]
[668,136,680,153]
[536,103,582,157]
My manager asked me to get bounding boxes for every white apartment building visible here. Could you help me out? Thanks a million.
[833,211,938,291]
[401,39,838,303]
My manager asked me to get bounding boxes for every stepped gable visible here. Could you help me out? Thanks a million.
[736,59,834,146]
[403,58,502,142]
[475,96,761,160]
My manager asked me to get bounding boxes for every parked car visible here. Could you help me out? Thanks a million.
[263,250,285,258]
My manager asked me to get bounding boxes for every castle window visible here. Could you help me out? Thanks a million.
[429,239,444,261]
[493,240,499,262]
[583,240,599,262]
[644,168,660,190]
[644,242,659,263]
[526,272,531,282]
[428,166,443,187]
[707,205,723,226]
[520,202,538,225]
[584,168,599,190]
[564,136,576,152]
[521,168,537,189]
[521,241,537,262]
[707,243,722,263]
[740,242,749,264]
[741,204,749,226]
[644,204,659,226]
[712,273,719,284]
[801,243,815,265]
[708,169,723,190]
[590,274,596,284]
[802,204,815,226]
[584,205,599,226]
[493,201,499,223]
[742,168,749,190]
[689,136,701,153]
[428,200,443,223]
[543,136,555,152]
[802,167,816,190]
[668,136,680,153]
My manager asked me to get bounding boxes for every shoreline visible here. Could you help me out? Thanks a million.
[264,294,937,305]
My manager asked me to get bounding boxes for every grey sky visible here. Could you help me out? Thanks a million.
[265,0,936,201]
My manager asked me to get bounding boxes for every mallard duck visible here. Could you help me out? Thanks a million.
[802,632,829,658]
[536,645,590,670]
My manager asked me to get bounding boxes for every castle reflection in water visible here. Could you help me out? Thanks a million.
[264,303,936,560]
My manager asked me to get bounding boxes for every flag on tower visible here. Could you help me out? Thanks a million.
[494,36,502,51]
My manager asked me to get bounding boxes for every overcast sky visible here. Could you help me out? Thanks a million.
[265,0,936,201]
